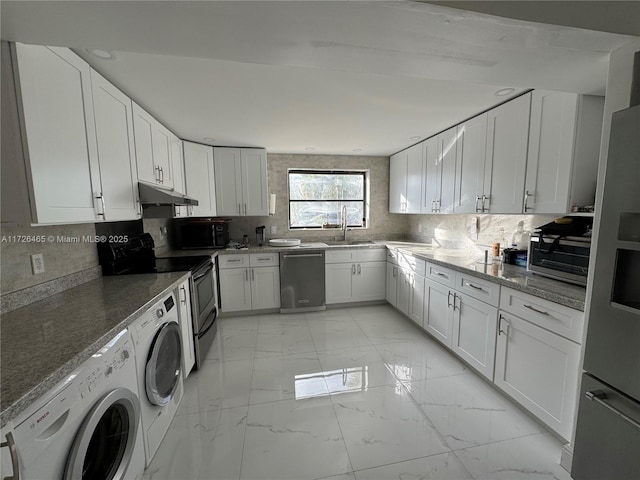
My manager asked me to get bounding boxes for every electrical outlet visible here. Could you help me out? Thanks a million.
[270,225,277,235]
[418,224,423,233]
[159,226,168,235]
[31,253,45,275]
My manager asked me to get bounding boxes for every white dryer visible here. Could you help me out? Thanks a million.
[129,292,183,466]
[11,329,145,480]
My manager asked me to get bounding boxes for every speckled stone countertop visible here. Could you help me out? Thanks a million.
[385,242,586,311]
[167,241,585,311]
[0,271,189,428]
[165,242,386,257]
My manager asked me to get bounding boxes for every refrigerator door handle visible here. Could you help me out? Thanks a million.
[586,390,640,431]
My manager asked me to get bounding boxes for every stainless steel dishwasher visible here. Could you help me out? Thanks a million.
[279,250,326,313]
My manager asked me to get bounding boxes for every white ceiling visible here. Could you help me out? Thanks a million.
[1,1,638,156]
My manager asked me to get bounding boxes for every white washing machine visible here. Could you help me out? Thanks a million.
[129,292,183,466]
[10,328,145,480]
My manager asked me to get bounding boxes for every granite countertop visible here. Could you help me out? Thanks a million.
[0,271,190,428]
[166,241,585,310]
[385,242,586,311]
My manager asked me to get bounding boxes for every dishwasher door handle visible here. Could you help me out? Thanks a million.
[282,253,324,258]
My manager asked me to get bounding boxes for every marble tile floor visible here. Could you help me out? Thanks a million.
[143,305,571,480]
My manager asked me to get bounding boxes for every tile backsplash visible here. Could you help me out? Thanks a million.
[225,153,408,243]
[0,222,99,294]
[406,213,557,253]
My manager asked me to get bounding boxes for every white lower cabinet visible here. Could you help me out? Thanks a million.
[423,279,454,347]
[494,310,581,440]
[175,279,195,378]
[219,268,253,312]
[452,293,498,380]
[219,254,280,312]
[325,261,386,304]
[408,273,425,326]
[386,262,399,307]
[325,249,386,304]
[250,266,281,310]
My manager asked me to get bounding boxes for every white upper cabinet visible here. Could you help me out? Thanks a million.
[241,149,269,216]
[214,147,268,216]
[214,147,243,216]
[152,122,173,188]
[483,93,532,213]
[132,103,156,185]
[454,113,488,213]
[423,128,456,213]
[12,43,102,224]
[389,150,407,213]
[183,141,216,217]
[524,91,604,214]
[90,70,141,221]
[170,135,185,194]
[389,143,422,214]
[132,102,174,189]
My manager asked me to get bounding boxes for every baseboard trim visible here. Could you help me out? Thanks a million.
[561,444,574,474]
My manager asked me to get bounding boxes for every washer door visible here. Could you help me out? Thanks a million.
[64,388,140,480]
[145,321,182,406]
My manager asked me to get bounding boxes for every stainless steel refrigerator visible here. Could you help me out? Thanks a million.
[572,104,640,478]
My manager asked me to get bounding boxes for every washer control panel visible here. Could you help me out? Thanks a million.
[78,330,133,398]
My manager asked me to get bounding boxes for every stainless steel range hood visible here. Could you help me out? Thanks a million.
[138,182,199,206]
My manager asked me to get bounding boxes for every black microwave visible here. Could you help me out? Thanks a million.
[527,234,591,286]
[174,220,229,249]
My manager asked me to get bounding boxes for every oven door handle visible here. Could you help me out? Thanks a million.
[197,307,217,339]
[192,263,214,282]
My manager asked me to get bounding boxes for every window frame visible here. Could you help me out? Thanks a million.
[287,168,369,230]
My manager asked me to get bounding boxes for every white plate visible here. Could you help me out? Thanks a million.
[269,238,301,247]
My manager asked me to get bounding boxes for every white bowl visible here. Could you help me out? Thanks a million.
[269,238,301,247]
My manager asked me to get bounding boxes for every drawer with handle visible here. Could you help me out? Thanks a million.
[499,286,584,343]
[425,262,456,288]
[249,253,279,267]
[456,273,500,307]
[218,254,249,269]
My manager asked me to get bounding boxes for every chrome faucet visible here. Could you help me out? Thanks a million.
[341,205,348,241]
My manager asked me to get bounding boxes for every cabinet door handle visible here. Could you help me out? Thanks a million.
[136,199,142,217]
[244,203,247,214]
[586,390,640,431]
[251,268,255,281]
[524,190,533,212]
[523,304,549,316]
[352,264,356,275]
[392,266,397,278]
[180,285,187,304]
[433,270,447,278]
[227,259,241,263]
[437,199,441,212]
[431,199,436,213]
[498,314,510,336]
[238,203,242,214]
[475,196,482,213]
[465,282,483,291]
[245,269,249,281]
[155,165,160,182]
[1,432,20,480]
[453,293,460,311]
[95,193,105,217]
[447,291,453,308]
[357,264,361,275]
[482,195,489,212]
[160,166,164,183]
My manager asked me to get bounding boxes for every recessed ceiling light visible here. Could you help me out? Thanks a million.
[353,149,362,153]
[88,49,115,60]
[305,147,315,151]
[203,137,215,143]
[410,136,421,141]
[495,88,515,97]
